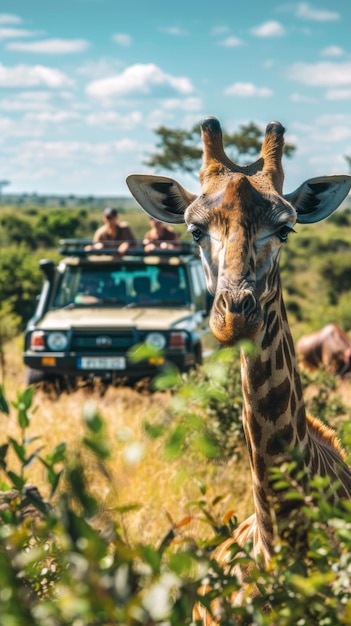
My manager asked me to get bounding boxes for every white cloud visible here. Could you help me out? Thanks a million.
[9,140,141,173]
[86,63,193,100]
[113,138,141,152]
[112,33,132,47]
[211,26,230,36]
[14,140,112,162]
[288,61,351,87]
[0,91,54,111]
[0,63,73,88]
[314,113,351,127]
[251,21,285,37]
[7,38,90,54]
[86,111,142,128]
[76,58,124,79]
[161,97,202,111]
[0,27,37,40]
[290,92,316,103]
[321,45,344,58]
[159,26,187,36]
[296,3,339,21]
[325,89,351,101]
[224,82,272,98]
[317,126,351,142]
[0,115,44,138]
[26,111,81,123]
[0,13,22,24]
[218,36,243,47]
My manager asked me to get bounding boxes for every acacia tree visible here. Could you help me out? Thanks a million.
[144,121,296,176]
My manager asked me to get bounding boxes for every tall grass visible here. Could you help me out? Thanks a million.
[1,339,351,624]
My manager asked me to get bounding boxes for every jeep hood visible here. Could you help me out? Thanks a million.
[36,306,196,331]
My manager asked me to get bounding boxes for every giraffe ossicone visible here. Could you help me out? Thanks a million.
[127,117,351,624]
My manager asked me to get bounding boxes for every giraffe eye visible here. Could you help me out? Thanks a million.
[188,225,203,243]
[277,225,294,243]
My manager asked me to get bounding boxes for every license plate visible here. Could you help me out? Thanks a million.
[78,357,126,370]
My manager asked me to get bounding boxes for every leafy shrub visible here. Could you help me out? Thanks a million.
[318,252,351,305]
[0,385,205,625]
[0,245,46,327]
[299,368,346,424]
[147,346,246,460]
[1,372,351,625]
[0,213,37,248]
[35,211,81,241]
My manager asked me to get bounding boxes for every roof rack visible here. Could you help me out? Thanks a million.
[58,238,197,258]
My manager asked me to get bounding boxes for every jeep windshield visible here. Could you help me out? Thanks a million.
[52,263,191,309]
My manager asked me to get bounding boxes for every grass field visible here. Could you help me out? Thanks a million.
[2,336,351,552]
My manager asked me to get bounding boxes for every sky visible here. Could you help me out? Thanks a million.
[1,0,351,198]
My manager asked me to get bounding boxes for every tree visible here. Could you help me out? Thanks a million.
[0,245,45,327]
[0,301,20,384]
[144,122,296,176]
[345,155,351,172]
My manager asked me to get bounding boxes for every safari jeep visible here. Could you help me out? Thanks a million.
[23,239,215,390]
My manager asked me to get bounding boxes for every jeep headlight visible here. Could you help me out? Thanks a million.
[47,332,69,351]
[145,332,166,350]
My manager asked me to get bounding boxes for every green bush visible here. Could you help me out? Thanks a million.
[0,245,47,327]
[300,368,346,424]
[318,252,351,305]
[1,381,351,625]
[35,211,82,240]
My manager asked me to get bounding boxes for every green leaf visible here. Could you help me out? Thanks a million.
[0,443,8,470]
[23,447,44,468]
[17,403,30,429]
[8,437,26,463]
[82,436,110,459]
[0,386,9,415]
[44,441,67,465]
[47,467,64,496]
[7,471,25,490]
[164,423,187,459]
[143,421,166,439]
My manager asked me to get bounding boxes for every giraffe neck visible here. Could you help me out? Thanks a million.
[240,282,308,555]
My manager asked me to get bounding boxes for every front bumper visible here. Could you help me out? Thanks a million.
[23,349,196,381]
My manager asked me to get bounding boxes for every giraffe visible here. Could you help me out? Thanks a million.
[126,117,351,623]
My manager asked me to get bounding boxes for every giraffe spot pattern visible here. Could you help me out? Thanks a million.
[266,423,294,456]
[257,376,291,421]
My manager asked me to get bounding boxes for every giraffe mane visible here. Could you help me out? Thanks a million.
[307,413,347,461]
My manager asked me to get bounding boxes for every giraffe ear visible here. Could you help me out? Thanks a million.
[284,175,351,224]
[126,174,196,224]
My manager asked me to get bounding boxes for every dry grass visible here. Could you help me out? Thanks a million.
[2,337,351,549]
[2,338,254,547]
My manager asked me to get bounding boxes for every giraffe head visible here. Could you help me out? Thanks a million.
[127,117,351,346]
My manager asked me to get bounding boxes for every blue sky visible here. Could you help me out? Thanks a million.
[1,0,351,197]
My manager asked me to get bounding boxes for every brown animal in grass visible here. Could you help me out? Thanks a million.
[297,323,351,377]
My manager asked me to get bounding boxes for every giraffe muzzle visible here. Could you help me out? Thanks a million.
[210,289,263,345]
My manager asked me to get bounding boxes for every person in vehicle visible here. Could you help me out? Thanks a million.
[75,274,102,303]
[133,275,153,304]
[143,218,181,252]
[86,207,136,254]
[154,269,186,303]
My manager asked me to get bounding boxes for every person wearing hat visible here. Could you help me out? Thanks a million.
[88,207,136,254]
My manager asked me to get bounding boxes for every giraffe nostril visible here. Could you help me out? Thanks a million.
[242,293,257,317]
[215,291,228,315]
[215,290,257,317]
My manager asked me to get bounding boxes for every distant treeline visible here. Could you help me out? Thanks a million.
[1,194,137,210]
[0,199,351,337]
